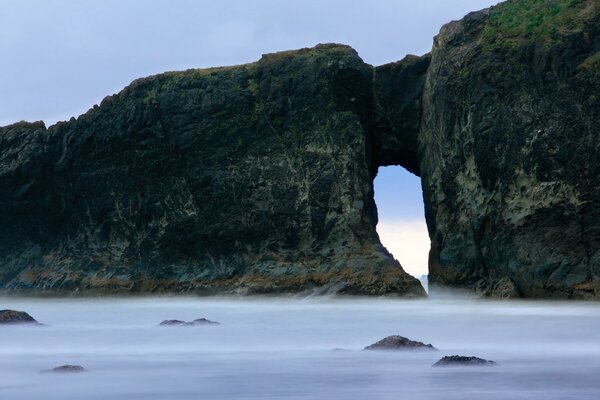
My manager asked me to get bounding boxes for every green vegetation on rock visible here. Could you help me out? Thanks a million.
[482,0,599,49]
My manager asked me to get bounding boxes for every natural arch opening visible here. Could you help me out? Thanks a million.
[373,166,430,290]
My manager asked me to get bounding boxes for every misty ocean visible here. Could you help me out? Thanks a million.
[1,295,599,399]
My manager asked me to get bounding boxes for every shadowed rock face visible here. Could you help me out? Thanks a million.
[0,44,424,297]
[1,0,599,299]
[423,0,600,299]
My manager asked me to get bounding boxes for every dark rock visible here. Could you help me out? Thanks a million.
[43,365,87,373]
[1,0,599,299]
[433,355,498,367]
[159,318,219,326]
[0,44,424,297]
[421,0,600,299]
[0,309,38,325]
[364,335,437,351]
[488,277,520,299]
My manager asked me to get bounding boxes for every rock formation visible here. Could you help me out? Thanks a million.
[1,0,598,298]
[423,0,600,298]
[0,309,39,325]
[159,318,219,326]
[0,45,424,296]
[433,355,498,367]
[42,365,88,373]
[364,335,437,351]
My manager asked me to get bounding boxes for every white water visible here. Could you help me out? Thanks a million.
[1,296,599,399]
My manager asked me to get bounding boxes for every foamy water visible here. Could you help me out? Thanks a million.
[1,296,599,399]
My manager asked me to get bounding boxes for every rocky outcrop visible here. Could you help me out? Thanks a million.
[422,0,600,299]
[0,309,39,325]
[42,365,88,373]
[364,335,437,351]
[159,318,219,326]
[0,44,424,297]
[433,355,497,367]
[1,0,599,299]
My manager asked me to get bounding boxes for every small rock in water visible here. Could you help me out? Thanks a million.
[433,355,498,367]
[364,335,437,351]
[43,365,87,373]
[159,318,220,326]
[0,309,39,325]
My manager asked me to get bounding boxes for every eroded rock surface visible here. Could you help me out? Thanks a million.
[1,0,598,299]
[0,44,423,297]
[423,0,600,299]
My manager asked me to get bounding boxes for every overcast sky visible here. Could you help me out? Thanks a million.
[0,0,501,276]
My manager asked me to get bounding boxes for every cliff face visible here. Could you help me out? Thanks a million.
[0,45,425,296]
[2,0,599,299]
[422,0,600,298]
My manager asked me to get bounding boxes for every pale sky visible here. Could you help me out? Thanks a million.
[0,0,501,277]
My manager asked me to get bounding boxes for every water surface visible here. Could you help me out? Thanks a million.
[1,296,599,399]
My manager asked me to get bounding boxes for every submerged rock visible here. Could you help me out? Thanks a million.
[364,335,436,351]
[159,318,220,326]
[0,309,38,325]
[43,365,87,373]
[433,355,497,367]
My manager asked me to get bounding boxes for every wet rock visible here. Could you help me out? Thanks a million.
[364,335,437,351]
[43,365,87,373]
[433,355,498,367]
[0,309,38,325]
[159,318,220,326]
[489,277,520,299]
[474,277,521,299]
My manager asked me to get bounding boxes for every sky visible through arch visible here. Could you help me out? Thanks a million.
[0,0,501,277]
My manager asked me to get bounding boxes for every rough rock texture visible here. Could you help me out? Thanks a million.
[0,309,38,324]
[159,318,219,326]
[0,44,424,297]
[433,355,498,367]
[423,0,600,299]
[486,277,521,299]
[2,0,599,299]
[364,335,437,351]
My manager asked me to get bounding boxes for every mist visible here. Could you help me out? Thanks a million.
[1,296,599,399]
